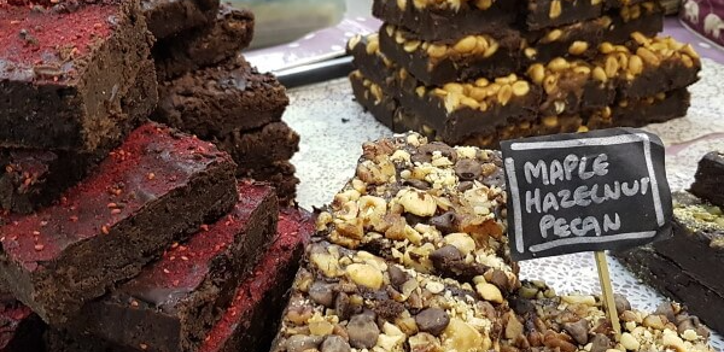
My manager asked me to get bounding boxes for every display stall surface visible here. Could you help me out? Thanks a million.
[283,58,724,350]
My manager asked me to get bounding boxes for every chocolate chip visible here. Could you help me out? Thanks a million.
[678,319,695,335]
[613,294,631,313]
[347,314,380,349]
[285,335,323,352]
[415,308,450,336]
[457,181,474,192]
[483,168,506,188]
[655,303,676,322]
[388,265,409,289]
[411,143,457,164]
[429,245,463,268]
[563,319,589,345]
[309,281,335,307]
[589,333,611,352]
[455,159,482,181]
[404,213,429,227]
[430,211,456,234]
[335,292,353,321]
[404,179,431,190]
[320,335,351,352]
[488,269,510,292]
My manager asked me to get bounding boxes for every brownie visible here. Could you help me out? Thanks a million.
[349,71,398,132]
[154,56,289,139]
[0,60,158,214]
[523,17,608,64]
[604,0,649,9]
[0,123,238,325]
[0,0,153,151]
[604,1,664,43]
[378,25,522,86]
[213,122,299,169]
[64,183,278,352]
[239,161,299,205]
[371,0,519,42]
[504,281,712,351]
[270,240,507,352]
[0,297,46,352]
[154,5,255,81]
[587,89,690,129]
[142,0,219,40]
[525,0,604,30]
[43,207,314,352]
[690,152,724,207]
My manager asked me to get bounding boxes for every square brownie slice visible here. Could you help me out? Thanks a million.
[142,0,220,40]
[64,183,278,352]
[0,60,158,214]
[0,0,153,151]
[154,56,289,139]
[0,123,237,325]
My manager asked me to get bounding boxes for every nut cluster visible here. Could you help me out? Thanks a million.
[618,1,658,22]
[527,58,604,99]
[385,25,500,63]
[426,74,531,113]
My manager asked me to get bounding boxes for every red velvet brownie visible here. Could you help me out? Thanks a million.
[0,297,45,352]
[0,0,153,151]
[154,4,255,81]
[142,0,220,40]
[154,56,289,139]
[65,183,278,352]
[0,123,237,325]
[43,207,314,352]
[213,122,300,170]
[0,60,158,214]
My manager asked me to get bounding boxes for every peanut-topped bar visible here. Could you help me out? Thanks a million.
[505,281,714,352]
[372,0,520,42]
[271,240,510,352]
[603,1,664,43]
[525,0,604,31]
[522,18,608,64]
[316,132,521,296]
[378,25,522,86]
[0,0,153,151]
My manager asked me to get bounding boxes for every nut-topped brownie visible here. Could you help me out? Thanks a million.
[0,0,153,151]
[0,60,158,214]
[142,0,219,40]
[154,56,289,139]
[0,123,237,325]
[44,207,314,352]
[604,1,663,43]
[315,132,520,295]
[690,151,724,208]
[154,4,255,81]
[522,17,608,64]
[64,183,278,352]
[525,0,604,30]
[270,240,510,352]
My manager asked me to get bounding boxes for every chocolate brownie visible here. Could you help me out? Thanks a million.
[64,183,278,352]
[604,2,664,43]
[0,123,237,325]
[525,0,604,30]
[0,0,153,151]
[213,122,299,170]
[0,297,45,352]
[239,161,299,205]
[44,207,314,352]
[349,71,398,132]
[0,60,158,214]
[270,240,507,352]
[587,89,690,129]
[142,0,219,40]
[372,0,520,42]
[378,25,522,86]
[523,17,608,64]
[690,152,724,207]
[154,56,289,139]
[154,5,255,81]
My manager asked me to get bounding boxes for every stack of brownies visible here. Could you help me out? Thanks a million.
[145,0,300,204]
[349,0,702,147]
[0,0,312,351]
[616,151,724,334]
[267,132,715,352]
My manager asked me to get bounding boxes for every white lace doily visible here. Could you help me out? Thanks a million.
[284,59,724,350]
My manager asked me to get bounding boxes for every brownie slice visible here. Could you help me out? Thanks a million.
[0,60,158,214]
[0,123,237,325]
[587,89,691,129]
[239,161,299,206]
[0,297,46,352]
[154,56,289,139]
[213,122,299,170]
[154,5,255,81]
[525,0,603,30]
[523,17,608,64]
[690,152,724,207]
[64,183,278,352]
[44,207,314,352]
[0,0,153,151]
[604,1,663,43]
[142,0,219,40]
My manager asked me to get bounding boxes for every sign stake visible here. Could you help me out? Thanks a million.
[594,251,621,339]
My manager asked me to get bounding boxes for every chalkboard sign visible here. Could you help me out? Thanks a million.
[501,128,672,261]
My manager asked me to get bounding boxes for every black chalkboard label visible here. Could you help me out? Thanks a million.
[501,128,672,261]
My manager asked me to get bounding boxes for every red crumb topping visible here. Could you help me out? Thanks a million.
[119,184,274,304]
[0,123,231,271]
[199,208,314,352]
[0,1,118,81]
[0,298,35,349]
